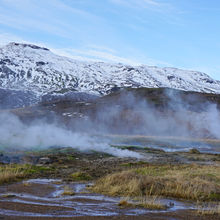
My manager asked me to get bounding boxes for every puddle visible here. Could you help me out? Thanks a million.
[0,179,195,217]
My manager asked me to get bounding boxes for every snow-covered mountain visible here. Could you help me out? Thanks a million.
[1,42,220,96]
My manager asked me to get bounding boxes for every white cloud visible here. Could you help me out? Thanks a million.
[1,0,95,18]
[110,0,167,10]
[86,44,117,54]
[0,0,99,39]
[52,45,172,67]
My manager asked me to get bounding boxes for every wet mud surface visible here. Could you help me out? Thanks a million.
[0,179,203,219]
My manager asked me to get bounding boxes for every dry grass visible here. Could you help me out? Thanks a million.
[22,182,31,187]
[53,180,63,185]
[92,164,220,201]
[197,203,220,216]
[0,164,31,184]
[0,164,53,185]
[0,194,16,198]
[118,196,167,210]
[137,196,167,210]
[70,172,92,181]
[61,186,75,196]
[118,199,131,207]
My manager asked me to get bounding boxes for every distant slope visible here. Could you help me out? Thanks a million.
[0,42,220,96]
[10,87,220,139]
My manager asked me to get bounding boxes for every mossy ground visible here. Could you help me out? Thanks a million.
[70,172,92,181]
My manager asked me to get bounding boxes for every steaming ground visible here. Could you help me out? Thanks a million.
[0,112,142,158]
[1,88,220,156]
[62,88,220,140]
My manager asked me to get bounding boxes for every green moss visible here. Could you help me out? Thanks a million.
[209,193,220,200]
[70,172,92,181]
[89,150,112,158]
[111,145,142,151]
[67,155,75,161]
[27,165,53,174]
[188,148,201,154]
[135,166,169,176]
[143,147,165,153]
[27,147,77,157]
[120,161,149,168]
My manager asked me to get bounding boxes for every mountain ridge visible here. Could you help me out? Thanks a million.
[0,42,220,96]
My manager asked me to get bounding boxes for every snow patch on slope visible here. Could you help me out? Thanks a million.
[0,42,220,95]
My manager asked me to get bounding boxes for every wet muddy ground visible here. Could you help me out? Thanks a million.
[0,178,213,220]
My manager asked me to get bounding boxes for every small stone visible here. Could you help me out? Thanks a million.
[38,157,51,164]
[188,148,200,154]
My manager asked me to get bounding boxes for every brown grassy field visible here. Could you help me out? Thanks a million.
[92,163,220,201]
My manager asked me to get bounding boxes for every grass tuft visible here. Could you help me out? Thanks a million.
[0,164,54,185]
[188,148,200,154]
[137,196,167,210]
[61,186,75,196]
[70,172,92,181]
[118,196,167,210]
[118,199,131,207]
[0,164,31,184]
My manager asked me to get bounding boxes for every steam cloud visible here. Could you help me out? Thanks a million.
[0,88,220,156]
[74,90,220,140]
[0,112,142,158]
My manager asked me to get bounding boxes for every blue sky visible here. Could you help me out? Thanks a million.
[0,0,219,79]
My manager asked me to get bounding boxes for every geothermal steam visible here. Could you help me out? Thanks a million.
[1,89,220,156]
[0,112,142,158]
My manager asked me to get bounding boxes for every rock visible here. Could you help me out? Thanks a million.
[38,157,51,164]
[188,148,200,154]
[0,88,39,109]
[168,201,174,207]
[0,154,10,164]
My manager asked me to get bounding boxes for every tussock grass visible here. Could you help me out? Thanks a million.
[0,164,53,185]
[118,199,131,207]
[61,186,75,196]
[22,182,31,187]
[0,164,31,184]
[118,196,167,210]
[70,172,92,181]
[92,164,220,201]
[53,180,63,185]
[137,196,167,210]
